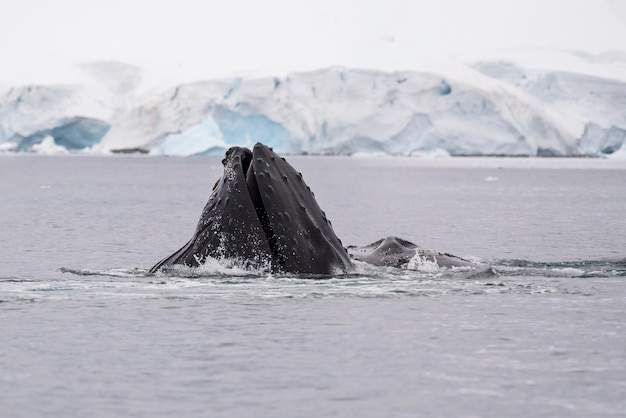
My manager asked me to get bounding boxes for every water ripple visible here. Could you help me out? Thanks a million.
[1,258,622,305]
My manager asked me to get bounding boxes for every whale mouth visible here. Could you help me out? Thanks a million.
[149,143,353,275]
[239,148,285,270]
[215,143,352,273]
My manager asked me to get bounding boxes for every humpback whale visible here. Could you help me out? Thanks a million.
[150,143,474,274]
[347,236,474,269]
[150,143,353,274]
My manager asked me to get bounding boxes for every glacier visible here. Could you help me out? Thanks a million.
[1,54,625,157]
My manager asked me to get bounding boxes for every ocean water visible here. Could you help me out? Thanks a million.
[1,154,625,418]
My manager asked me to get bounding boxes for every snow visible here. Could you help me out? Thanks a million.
[1,52,625,157]
[31,135,69,155]
[99,66,576,156]
[472,54,626,157]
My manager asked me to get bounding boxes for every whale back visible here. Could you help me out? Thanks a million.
[348,236,474,269]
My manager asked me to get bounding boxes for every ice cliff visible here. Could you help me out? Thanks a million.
[1,54,625,157]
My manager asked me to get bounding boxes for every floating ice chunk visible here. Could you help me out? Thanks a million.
[0,142,17,152]
[31,136,68,154]
[409,148,451,158]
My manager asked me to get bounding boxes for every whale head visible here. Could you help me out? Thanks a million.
[150,143,353,275]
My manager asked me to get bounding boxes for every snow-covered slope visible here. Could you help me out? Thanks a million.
[473,52,626,158]
[102,67,575,157]
[0,61,147,152]
[1,54,625,157]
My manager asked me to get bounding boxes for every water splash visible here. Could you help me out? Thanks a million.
[1,258,621,305]
[406,252,443,273]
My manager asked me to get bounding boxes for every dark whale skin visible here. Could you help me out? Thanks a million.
[251,143,352,274]
[348,236,474,269]
[149,143,353,275]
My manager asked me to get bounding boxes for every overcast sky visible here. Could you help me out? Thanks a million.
[3,0,626,81]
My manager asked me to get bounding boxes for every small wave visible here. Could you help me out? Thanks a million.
[29,257,621,303]
[0,276,36,283]
[59,267,149,278]
[1,274,554,303]
[61,257,624,283]
[50,262,552,299]
[488,259,626,278]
